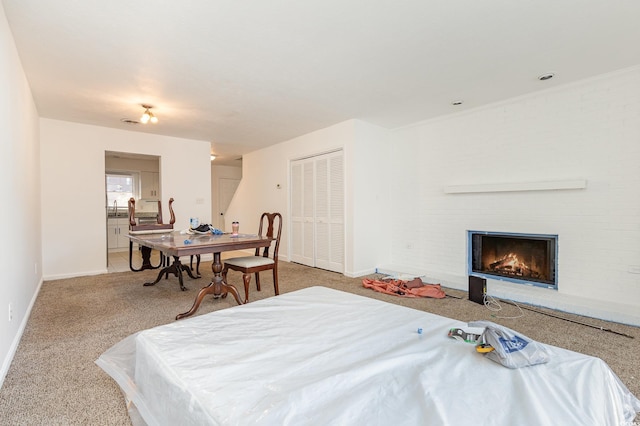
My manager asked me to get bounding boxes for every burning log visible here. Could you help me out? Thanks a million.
[489,253,532,276]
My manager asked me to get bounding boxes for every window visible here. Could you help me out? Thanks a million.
[106,173,138,209]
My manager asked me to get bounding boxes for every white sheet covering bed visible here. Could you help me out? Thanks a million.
[96,286,640,425]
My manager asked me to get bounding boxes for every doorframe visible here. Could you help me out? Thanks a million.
[288,148,345,273]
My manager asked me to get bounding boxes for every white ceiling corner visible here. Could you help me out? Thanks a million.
[3,0,640,165]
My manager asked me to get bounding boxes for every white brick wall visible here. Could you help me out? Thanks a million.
[383,66,640,325]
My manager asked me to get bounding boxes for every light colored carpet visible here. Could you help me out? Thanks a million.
[1,260,638,424]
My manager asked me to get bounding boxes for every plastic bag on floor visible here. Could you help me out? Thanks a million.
[469,320,550,369]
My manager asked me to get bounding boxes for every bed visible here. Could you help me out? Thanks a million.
[96,286,640,425]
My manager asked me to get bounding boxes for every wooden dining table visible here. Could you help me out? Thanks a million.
[127,231,272,319]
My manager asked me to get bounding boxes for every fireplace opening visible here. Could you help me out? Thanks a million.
[469,231,557,288]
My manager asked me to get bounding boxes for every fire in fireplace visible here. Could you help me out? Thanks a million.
[468,231,557,288]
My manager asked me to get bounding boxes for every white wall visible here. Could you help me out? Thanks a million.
[228,66,639,326]
[225,119,390,277]
[349,120,391,275]
[40,119,212,279]
[383,66,640,325]
[0,3,42,387]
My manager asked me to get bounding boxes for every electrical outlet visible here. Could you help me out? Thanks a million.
[195,198,204,205]
[35,263,38,275]
[8,304,12,322]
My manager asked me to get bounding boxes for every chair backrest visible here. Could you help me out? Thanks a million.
[128,197,175,232]
[255,212,282,260]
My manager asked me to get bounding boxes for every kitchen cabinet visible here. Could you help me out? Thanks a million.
[108,218,130,250]
[140,171,160,199]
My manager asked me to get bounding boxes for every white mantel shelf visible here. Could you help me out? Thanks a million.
[443,179,587,194]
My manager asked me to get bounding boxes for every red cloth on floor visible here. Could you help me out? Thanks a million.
[362,277,446,299]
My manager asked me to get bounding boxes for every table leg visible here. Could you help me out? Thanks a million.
[144,256,199,291]
[176,252,243,320]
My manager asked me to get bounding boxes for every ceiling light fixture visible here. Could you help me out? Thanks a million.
[210,155,216,161]
[140,104,158,124]
[538,73,555,81]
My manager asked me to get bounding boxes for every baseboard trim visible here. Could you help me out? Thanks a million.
[43,269,108,281]
[375,264,640,327]
[0,276,44,389]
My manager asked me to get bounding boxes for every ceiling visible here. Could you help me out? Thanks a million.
[3,1,640,166]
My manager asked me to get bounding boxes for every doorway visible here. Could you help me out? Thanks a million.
[105,151,160,272]
[217,178,241,229]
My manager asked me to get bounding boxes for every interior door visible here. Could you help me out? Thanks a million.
[218,178,240,229]
[290,161,314,267]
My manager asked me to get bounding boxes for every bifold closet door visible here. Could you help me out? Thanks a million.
[290,160,315,267]
[290,151,344,273]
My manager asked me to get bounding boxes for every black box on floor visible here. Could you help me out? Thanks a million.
[468,276,486,305]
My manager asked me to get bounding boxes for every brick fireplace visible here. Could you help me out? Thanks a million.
[468,231,558,289]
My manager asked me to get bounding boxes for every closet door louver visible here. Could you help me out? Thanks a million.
[327,153,344,273]
[290,161,314,267]
[314,157,329,270]
[290,162,304,264]
[302,161,315,265]
[290,151,344,273]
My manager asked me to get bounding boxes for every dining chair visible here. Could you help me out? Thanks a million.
[127,197,175,272]
[128,197,201,286]
[222,212,282,303]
